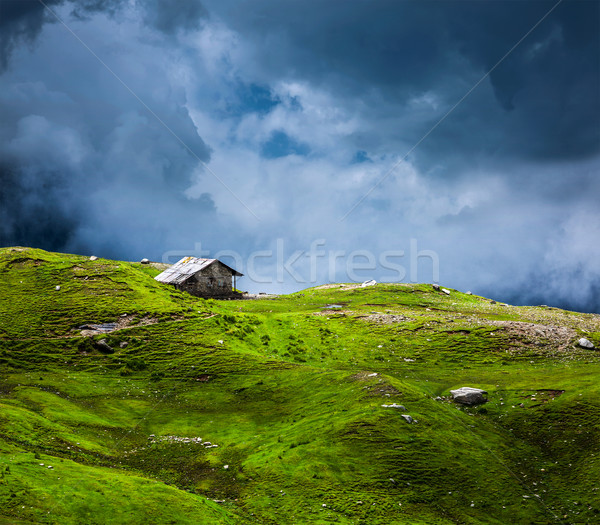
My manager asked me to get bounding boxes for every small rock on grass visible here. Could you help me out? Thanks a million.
[578,338,595,349]
[432,284,440,291]
[401,414,415,424]
[89,255,98,261]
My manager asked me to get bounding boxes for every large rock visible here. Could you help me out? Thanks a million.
[450,387,488,406]
[381,403,406,410]
[578,338,595,349]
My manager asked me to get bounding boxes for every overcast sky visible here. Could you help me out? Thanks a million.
[0,0,598,311]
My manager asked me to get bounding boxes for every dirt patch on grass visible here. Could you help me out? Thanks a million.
[358,313,414,324]
[347,372,402,396]
[313,283,365,291]
[6,257,45,268]
[488,320,576,350]
[522,389,565,400]
[79,315,160,336]
[313,309,351,317]
[349,371,382,381]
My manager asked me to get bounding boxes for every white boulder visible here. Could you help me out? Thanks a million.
[450,387,488,406]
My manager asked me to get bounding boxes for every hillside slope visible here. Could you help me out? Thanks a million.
[0,247,599,524]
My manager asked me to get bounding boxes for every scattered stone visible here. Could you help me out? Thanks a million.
[223,465,229,470]
[490,300,496,304]
[578,338,595,349]
[381,403,406,410]
[89,255,98,261]
[148,435,208,445]
[401,414,414,424]
[361,279,377,287]
[450,387,488,406]
[121,313,128,317]
[55,285,61,291]
[81,322,118,334]
[140,258,150,264]
[119,341,129,349]
[466,291,472,295]
[434,396,442,401]
[441,288,451,295]
[94,339,114,354]
[367,372,378,377]
[432,284,440,291]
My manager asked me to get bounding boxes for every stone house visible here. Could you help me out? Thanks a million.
[154,257,243,298]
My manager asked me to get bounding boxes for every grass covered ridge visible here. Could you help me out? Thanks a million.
[0,247,599,523]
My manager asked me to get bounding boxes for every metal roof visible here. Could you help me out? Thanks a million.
[154,257,243,285]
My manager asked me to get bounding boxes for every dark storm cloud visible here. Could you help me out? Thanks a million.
[0,0,63,70]
[0,162,78,250]
[143,0,207,34]
[208,0,599,164]
[0,0,217,260]
[0,0,208,71]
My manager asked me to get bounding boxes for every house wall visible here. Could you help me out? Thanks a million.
[177,262,235,298]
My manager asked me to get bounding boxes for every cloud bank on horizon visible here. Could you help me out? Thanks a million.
[0,0,598,311]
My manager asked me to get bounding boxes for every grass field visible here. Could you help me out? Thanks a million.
[1,247,599,523]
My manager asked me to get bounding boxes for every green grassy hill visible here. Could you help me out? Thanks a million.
[1,247,599,524]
